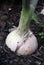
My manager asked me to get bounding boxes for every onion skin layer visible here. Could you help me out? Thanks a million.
[6,29,38,55]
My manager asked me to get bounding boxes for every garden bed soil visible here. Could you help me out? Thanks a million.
[0,0,44,65]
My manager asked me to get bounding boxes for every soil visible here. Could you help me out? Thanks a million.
[0,0,44,65]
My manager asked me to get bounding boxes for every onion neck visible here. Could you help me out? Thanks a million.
[17,0,38,36]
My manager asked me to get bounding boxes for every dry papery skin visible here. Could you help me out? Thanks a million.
[6,29,38,55]
[16,30,38,55]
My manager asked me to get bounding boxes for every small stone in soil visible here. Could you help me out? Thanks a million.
[0,21,6,29]
[1,15,8,21]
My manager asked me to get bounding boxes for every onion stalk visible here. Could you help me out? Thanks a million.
[6,0,38,55]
